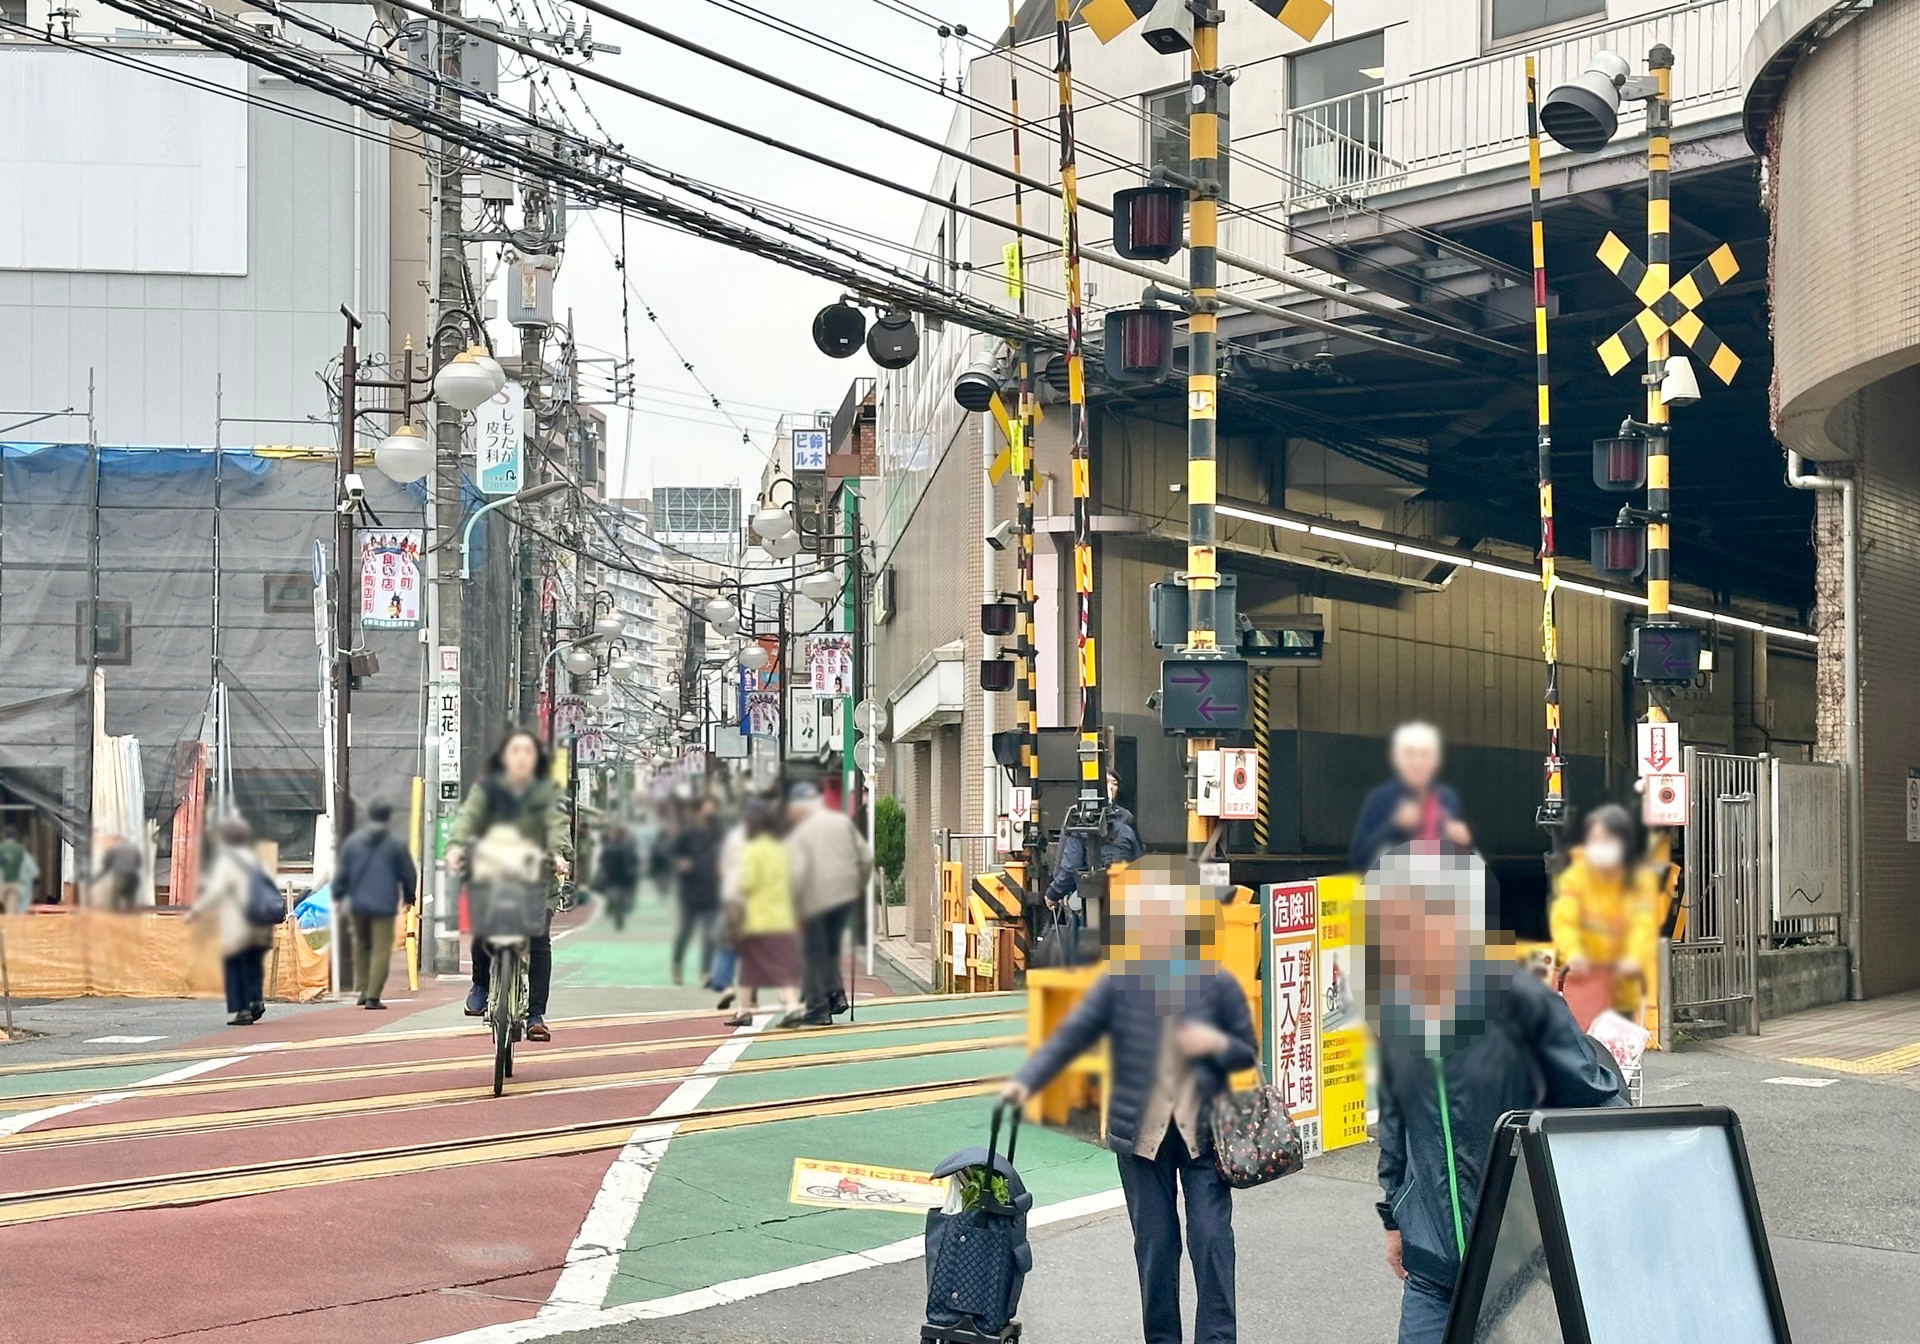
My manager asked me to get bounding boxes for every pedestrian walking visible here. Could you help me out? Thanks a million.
[98,835,144,911]
[448,728,573,1041]
[333,800,418,1010]
[1549,803,1660,1026]
[1369,845,1623,1343]
[190,818,274,1027]
[1349,722,1472,871]
[783,782,871,1027]
[0,827,39,915]
[596,822,641,931]
[1001,869,1257,1344]
[1043,770,1143,941]
[723,798,801,1027]
[710,807,749,1008]
[666,796,723,986]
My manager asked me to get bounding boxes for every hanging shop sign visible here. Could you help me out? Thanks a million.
[358,529,424,629]
[807,634,854,699]
[476,380,525,497]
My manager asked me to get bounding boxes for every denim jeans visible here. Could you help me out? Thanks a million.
[1396,1274,1455,1344]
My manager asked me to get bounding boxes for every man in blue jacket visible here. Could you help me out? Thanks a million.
[1003,861,1256,1344]
[334,801,418,1009]
[1046,771,1144,924]
[1369,845,1623,1343]
[1350,722,1472,871]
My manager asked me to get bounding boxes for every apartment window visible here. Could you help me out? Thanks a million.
[1489,0,1605,43]
[262,573,311,614]
[0,0,26,24]
[76,601,133,666]
[1289,33,1387,193]
[1143,85,1231,200]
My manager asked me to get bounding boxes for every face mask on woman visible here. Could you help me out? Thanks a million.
[1585,838,1625,871]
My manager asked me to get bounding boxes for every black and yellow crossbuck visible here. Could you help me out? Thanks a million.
[1083,0,1332,44]
[1593,231,1741,385]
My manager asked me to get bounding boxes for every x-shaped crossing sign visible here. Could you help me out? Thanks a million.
[1594,232,1742,385]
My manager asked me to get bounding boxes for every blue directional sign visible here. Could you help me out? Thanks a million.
[1158,656,1251,734]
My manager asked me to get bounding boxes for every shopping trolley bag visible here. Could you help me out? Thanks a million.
[922,1104,1033,1343]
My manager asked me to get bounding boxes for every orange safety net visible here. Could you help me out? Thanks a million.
[0,909,328,1002]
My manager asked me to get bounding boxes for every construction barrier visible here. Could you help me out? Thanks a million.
[0,909,329,1002]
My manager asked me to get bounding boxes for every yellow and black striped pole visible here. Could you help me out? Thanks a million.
[1054,1,1102,818]
[1007,2,1040,873]
[1251,669,1270,851]
[1526,57,1566,829]
[1643,45,1674,724]
[1643,47,1673,622]
[1184,12,1223,857]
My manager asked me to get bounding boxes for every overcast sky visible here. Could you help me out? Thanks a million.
[487,0,1012,502]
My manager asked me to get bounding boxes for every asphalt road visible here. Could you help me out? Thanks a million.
[550,1044,1920,1344]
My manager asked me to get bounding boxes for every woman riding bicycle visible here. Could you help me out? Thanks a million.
[448,728,572,1041]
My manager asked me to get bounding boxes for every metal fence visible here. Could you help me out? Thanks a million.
[1283,0,1763,206]
[1674,749,1765,1037]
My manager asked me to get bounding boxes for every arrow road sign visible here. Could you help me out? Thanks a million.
[1631,622,1703,685]
[1159,656,1251,734]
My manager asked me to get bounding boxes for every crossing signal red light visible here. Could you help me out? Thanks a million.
[979,658,1015,692]
[980,602,1016,636]
[1590,525,1646,581]
[1104,306,1175,384]
[1112,184,1186,262]
[1592,431,1647,492]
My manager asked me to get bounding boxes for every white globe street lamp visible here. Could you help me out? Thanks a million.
[751,507,794,541]
[584,684,612,710]
[764,529,804,561]
[738,644,770,671]
[563,646,596,676]
[797,569,842,604]
[594,611,624,639]
[372,423,432,483]
[703,596,738,626]
[433,349,499,412]
[469,346,508,396]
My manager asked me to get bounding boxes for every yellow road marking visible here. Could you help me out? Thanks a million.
[0,1010,1020,1111]
[0,1079,998,1228]
[0,1034,1022,1153]
[0,991,1022,1080]
[1785,1040,1920,1075]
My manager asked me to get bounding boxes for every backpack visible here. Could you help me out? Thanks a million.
[244,865,286,927]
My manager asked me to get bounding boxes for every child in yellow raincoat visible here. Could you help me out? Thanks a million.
[1551,804,1659,1017]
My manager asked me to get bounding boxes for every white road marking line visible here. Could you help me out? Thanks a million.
[0,1055,245,1138]
[1764,1075,1838,1088]
[235,1040,294,1053]
[83,1035,167,1045]
[537,1012,771,1317]
[418,1187,1128,1343]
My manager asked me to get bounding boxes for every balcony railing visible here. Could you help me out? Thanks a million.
[1283,0,1764,207]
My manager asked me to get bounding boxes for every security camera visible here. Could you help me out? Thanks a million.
[1659,355,1701,409]
[1140,0,1194,54]
[340,473,367,508]
[985,519,1016,551]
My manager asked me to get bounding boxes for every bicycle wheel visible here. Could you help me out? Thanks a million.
[489,945,518,1097]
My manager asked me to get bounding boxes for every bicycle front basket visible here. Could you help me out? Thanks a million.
[471,878,547,941]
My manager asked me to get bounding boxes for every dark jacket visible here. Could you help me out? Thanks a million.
[667,819,722,911]
[597,835,639,890]
[1349,780,1465,872]
[1014,967,1257,1156]
[335,824,418,918]
[1376,969,1624,1289]
[1047,807,1145,900]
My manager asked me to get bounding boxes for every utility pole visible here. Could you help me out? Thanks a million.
[1641,45,1674,727]
[1183,8,1224,861]
[334,313,362,994]
[427,0,469,974]
[1006,1,1040,891]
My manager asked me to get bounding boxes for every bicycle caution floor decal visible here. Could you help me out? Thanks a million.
[788,1157,946,1213]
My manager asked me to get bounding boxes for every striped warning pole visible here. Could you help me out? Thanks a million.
[1526,57,1566,832]
[1184,9,1224,859]
[1007,3,1039,884]
[1054,1,1103,817]
[1250,669,1270,851]
[1643,44,1674,657]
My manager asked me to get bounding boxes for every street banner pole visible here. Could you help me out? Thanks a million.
[1526,57,1567,841]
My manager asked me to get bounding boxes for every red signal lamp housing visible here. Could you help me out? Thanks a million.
[1111,184,1187,263]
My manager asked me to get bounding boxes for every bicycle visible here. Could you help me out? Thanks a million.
[482,924,532,1097]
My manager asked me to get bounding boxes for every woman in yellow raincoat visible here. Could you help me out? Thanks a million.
[1551,804,1659,1018]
